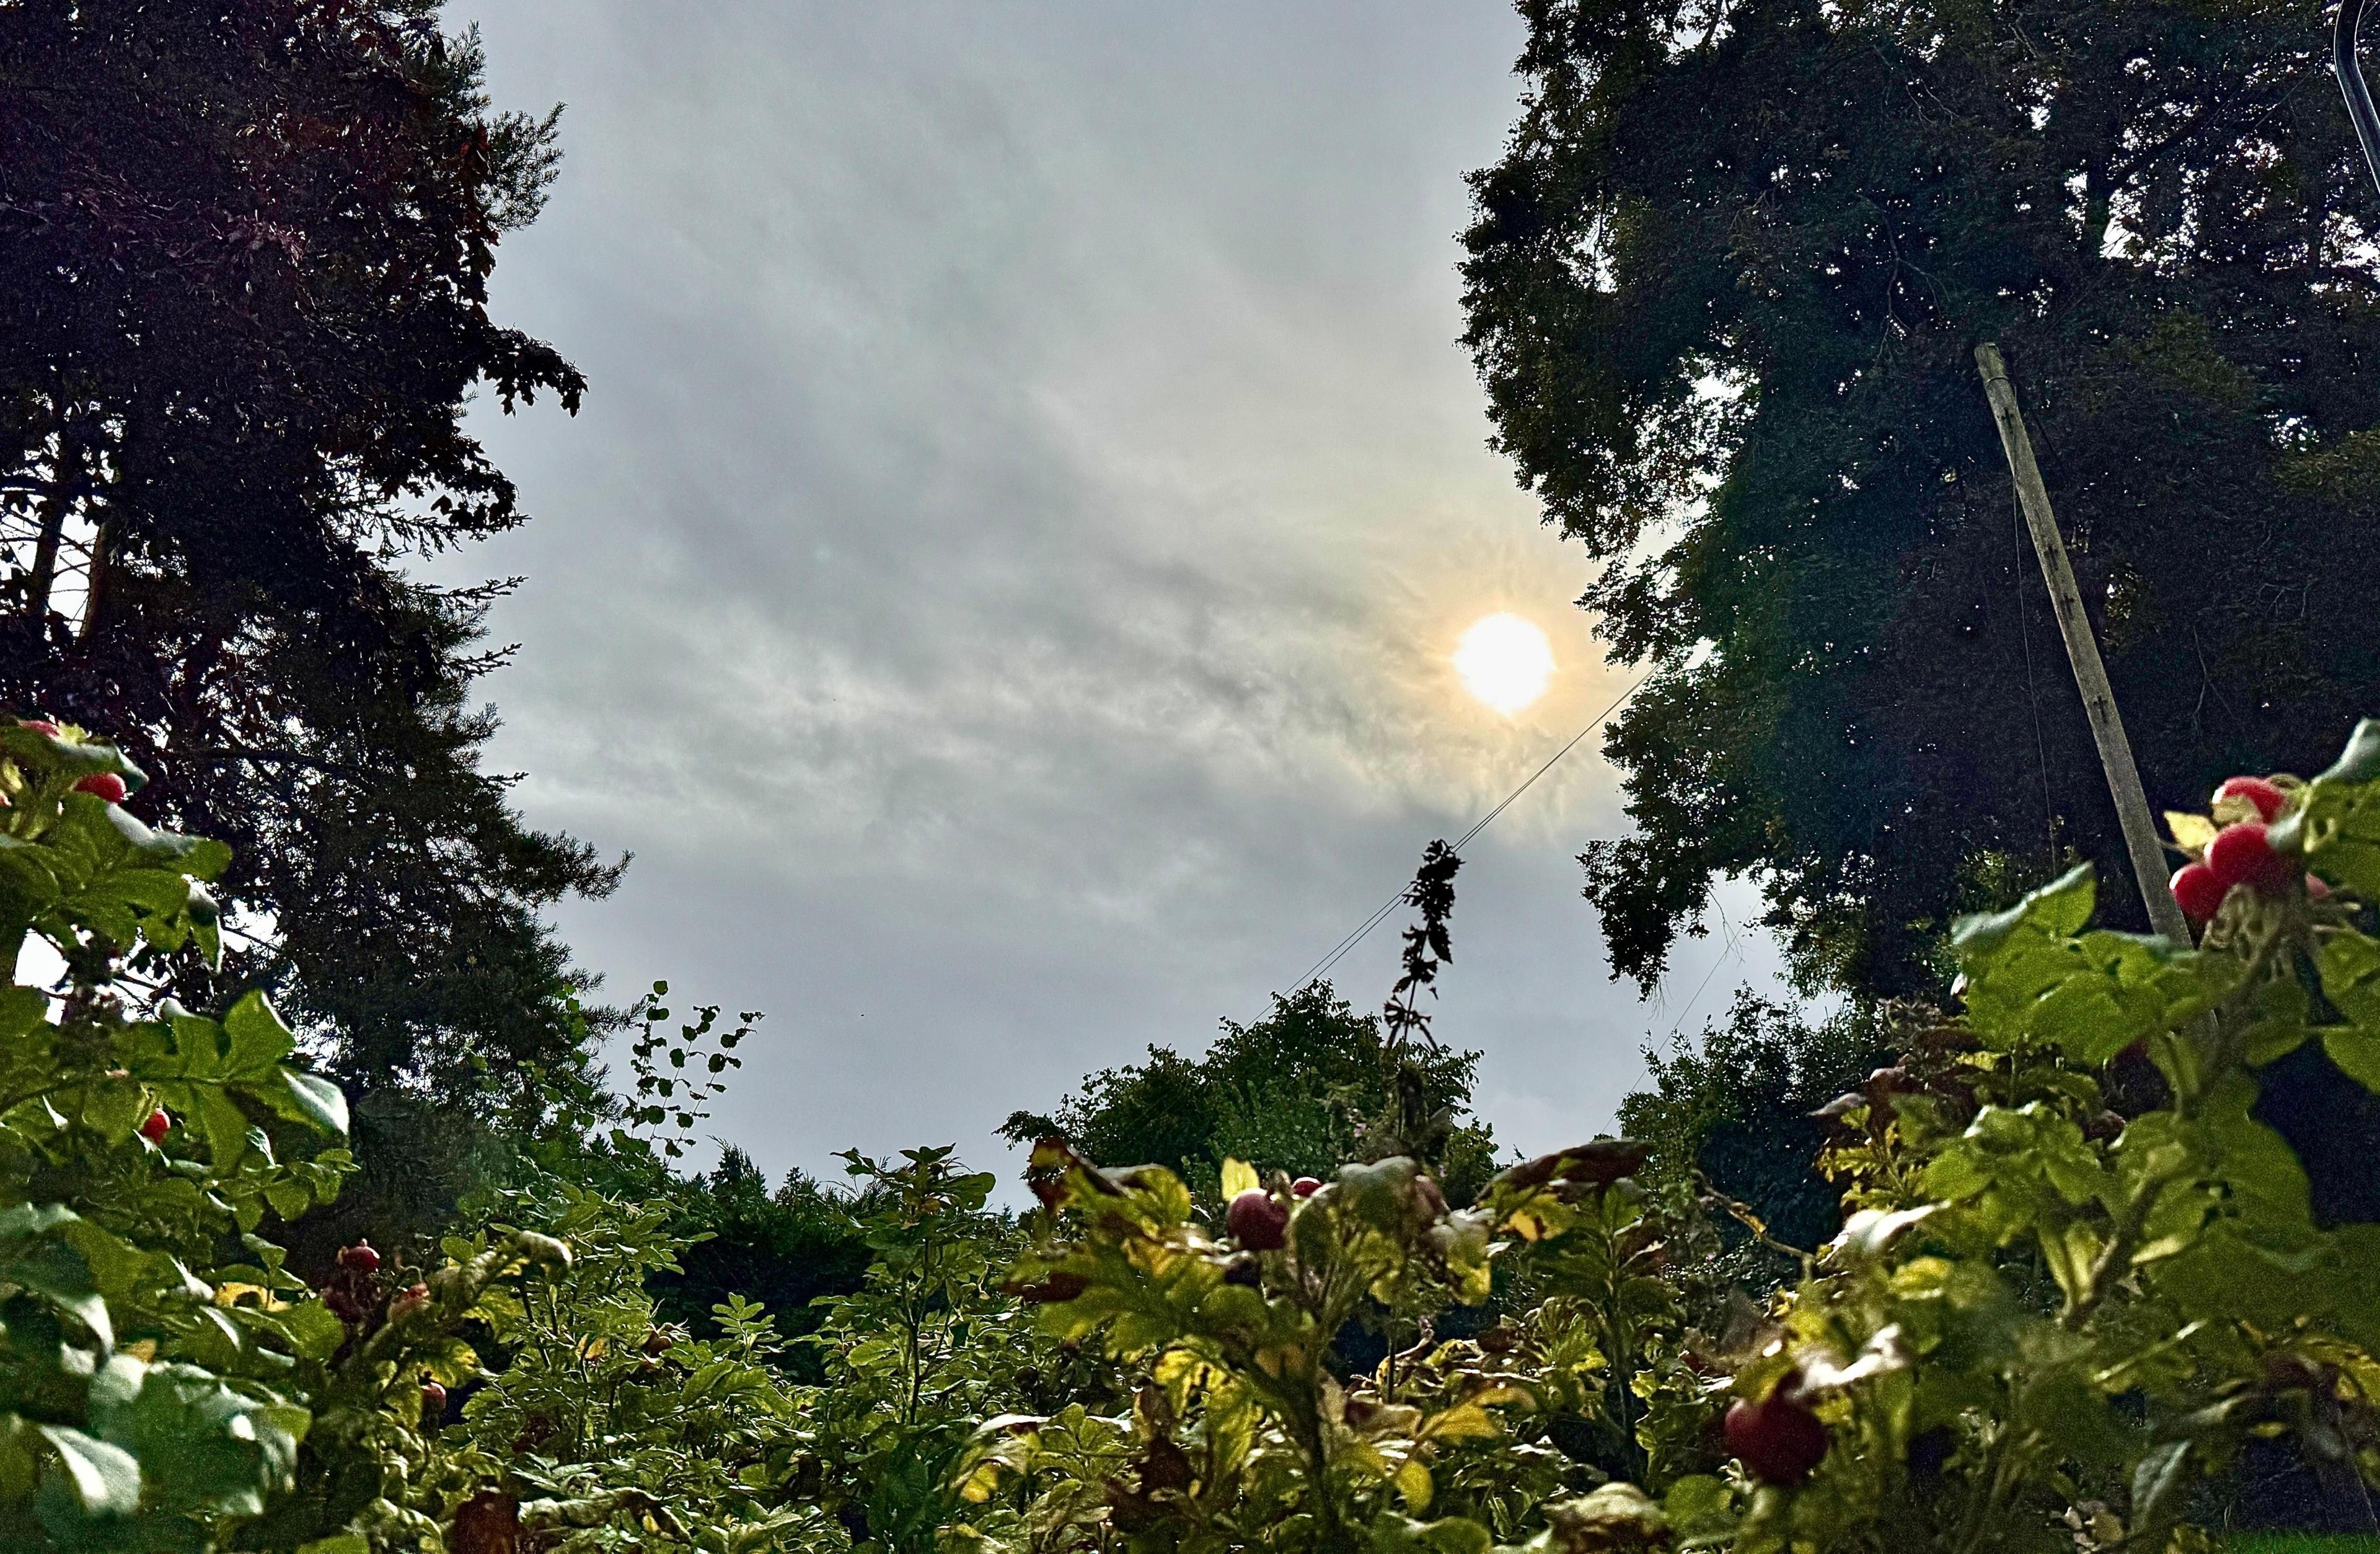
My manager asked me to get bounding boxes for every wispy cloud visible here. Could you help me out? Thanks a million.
[437,1,1800,1184]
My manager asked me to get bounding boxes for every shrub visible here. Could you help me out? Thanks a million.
[986,723,2380,1552]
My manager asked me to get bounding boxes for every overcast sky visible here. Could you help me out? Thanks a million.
[439,1,1799,1191]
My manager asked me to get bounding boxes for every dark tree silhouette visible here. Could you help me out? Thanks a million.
[0,2,619,1095]
[1465,0,2380,994]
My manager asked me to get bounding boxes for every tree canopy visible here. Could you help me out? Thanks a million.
[1463,0,2380,994]
[1000,981,1502,1207]
[0,2,618,1093]
[1618,989,1888,1259]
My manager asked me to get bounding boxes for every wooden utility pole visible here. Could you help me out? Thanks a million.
[1975,343,2191,942]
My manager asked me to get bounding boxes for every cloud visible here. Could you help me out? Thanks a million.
[436,1,1802,1189]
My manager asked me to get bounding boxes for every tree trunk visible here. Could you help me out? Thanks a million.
[77,516,112,644]
[25,414,83,622]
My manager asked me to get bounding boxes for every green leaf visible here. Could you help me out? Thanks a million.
[263,1177,315,1222]
[2321,1028,2380,1093]
[191,1089,255,1169]
[2239,976,2312,1066]
[0,986,46,1043]
[0,1212,112,1351]
[88,1356,299,1515]
[2272,718,2380,896]
[35,1426,139,1517]
[271,1301,349,1364]
[221,992,295,1074]
[260,1070,347,1138]
[1951,867,2233,1061]
[2129,1438,2194,1539]
[2317,927,2380,1032]
[1954,862,2097,951]
[1662,1475,1735,1543]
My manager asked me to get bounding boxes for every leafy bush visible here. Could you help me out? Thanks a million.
[12,706,2380,1554]
[982,723,2380,1552]
[1002,984,1500,1211]
[0,718,586,1551]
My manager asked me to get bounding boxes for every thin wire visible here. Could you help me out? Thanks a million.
[1661,932,1741,1043]
[1286,666,1655,996]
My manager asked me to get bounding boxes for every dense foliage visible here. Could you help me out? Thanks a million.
[0,0,619,1104]
[11,7,2380,1552]
[1000,984,1501,1212]
[990,722,2380,1552]
[1461,0,2380,995]
[1620,991,1890,1259]
[11,689,2380,1552]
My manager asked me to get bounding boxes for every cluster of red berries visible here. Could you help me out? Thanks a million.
[328,1239,447,1421]
[12,720,128,803]
[2168,776,2321,925]
[322,1242,425,1338]
[322,1240,383,1326]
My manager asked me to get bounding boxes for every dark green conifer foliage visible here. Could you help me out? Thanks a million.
[1464,0,2380,993]
[0,2,619,1093]
[650,1150,873,1376]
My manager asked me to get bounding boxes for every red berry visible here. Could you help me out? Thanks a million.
[139,1108,170,1144]
[1290,1177,1322,1198]
[73,772,126,804]
[1225,1188,1288,1251]
[1724,1376,1829,1485]
[2206,823,2295,892]
[2307,873,2333,901]
[2215,775,2287,822]
[19,720,58,737]
[390,1282,430,1319]
[338,1240,381,1274]
[2170,863,2225,924]
[420,1379,446,1416]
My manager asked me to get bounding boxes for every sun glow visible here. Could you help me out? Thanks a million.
[1453,614,1554,715]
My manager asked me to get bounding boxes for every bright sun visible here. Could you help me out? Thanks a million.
[1453,613,1554,715]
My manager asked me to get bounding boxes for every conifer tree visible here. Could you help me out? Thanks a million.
[0,2,619,1095]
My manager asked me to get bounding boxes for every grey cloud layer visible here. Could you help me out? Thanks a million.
[438,1,1797,1185]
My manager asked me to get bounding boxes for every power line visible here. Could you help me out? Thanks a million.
[1285,667,1654,997]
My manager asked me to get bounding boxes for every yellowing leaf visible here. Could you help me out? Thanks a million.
[2166,812,2219,855]
[1395,1458,1434,1512]
[1419,1401,1504,1442]
[1220,1157,1259,1200]
[213,1282,286,1311]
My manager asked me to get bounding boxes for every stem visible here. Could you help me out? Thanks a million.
[2059,1159,2183,1331]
